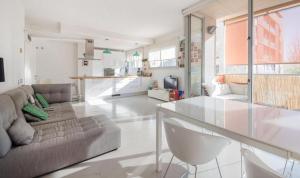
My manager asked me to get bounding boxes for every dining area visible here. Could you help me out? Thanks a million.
[156,96,300,178]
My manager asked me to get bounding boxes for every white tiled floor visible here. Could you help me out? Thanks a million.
[42,95,299,178]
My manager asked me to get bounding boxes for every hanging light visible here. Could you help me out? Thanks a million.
[133,51,140,57]
[103,49,112,54]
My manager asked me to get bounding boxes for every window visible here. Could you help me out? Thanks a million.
[217,5,300,75]
[126,51,142,69]
[149,51,161,68]
[149,47,177,68]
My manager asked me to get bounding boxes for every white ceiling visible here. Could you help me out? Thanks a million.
[192,0,292,20]
[23,0,199,49]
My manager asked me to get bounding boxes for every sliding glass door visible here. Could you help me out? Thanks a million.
[251,0,300,109]
[185,0,250,100]
[184,0,300,110]
[184,15,204,97]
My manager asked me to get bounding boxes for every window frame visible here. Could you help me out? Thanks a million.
[148,46,177,68]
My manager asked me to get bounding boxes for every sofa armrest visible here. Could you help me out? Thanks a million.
[32,84,72,104]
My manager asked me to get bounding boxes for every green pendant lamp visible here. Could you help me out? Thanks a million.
[103,49,112,54]
[133,51,140,57]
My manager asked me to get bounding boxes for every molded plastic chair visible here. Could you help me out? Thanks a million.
[241,148,284,178]
[163,119,230,178]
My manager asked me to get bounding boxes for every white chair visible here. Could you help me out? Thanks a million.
[163,119,230,178]
[241,148,284,178]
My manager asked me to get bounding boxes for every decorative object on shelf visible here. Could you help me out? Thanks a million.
[178,90,184,99]
[152,80,159,89]
[137,68,142,76]
[191,42,201,63]
[169,89,179,101]
[141,58,152,77]
[178,40,185,68]
[103,48,112,54]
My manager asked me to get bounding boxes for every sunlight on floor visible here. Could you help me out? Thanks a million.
[42,95,300,178]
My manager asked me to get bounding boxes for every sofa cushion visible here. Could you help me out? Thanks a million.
[24,113,41,122]
[36,93,49,108]
[29,103,76,126]
[4,88,28,119]
[0,115,120,178]
[212,84,231,96]
[34,97,43,109]
[0,127,11,157]
[20,85,34,98]
[23,103,48,120]
[50,102,75,112]
[32,84,72,104]
[229,83,248,95]
[8,119,35,146]
[47,110,75,121]
[0,95,18,130]
[28,95,35,104]
[202,83,215,96]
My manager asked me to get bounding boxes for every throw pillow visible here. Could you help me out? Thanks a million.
[35,93,49,108]
[34,97,43,109]
[202,83,215,96]
[22,103,48,120]
[215,75,225,84]
[0,127,12,157]
[28,95,35,104]
[7,119,35,146]
[212,84,231,96]
[24,113,41,122]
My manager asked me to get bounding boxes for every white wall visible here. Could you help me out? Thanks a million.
[204,16,216,84]
[32,39,78,84]
[77,42,126,76]
[25,38,37,84]
[0,0,25,93]
[144,32,185,90]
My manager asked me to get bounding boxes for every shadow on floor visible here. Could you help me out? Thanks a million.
[43,150,190,178]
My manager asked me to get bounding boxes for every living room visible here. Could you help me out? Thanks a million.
[1,0,300,178]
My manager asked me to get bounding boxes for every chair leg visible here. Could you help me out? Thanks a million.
[194,165,198,178]
[289,160,295,178]
[240,143,243,178]
[216,158,222,178]
[283,159,288,175]
[163,155,174,178]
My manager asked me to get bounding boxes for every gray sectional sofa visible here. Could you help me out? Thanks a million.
[0,84,121,178]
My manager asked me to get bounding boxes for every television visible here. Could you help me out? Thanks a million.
[0,58,4,82]
[164,76,178,90]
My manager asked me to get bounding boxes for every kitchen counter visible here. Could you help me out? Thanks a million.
[70,76,151,101]
[70,76,149,80]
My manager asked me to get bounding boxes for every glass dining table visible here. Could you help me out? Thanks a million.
[156,96,300,174]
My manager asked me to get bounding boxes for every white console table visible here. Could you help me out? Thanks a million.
[148,89,170,101]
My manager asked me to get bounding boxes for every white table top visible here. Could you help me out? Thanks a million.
[158,96,300,160]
